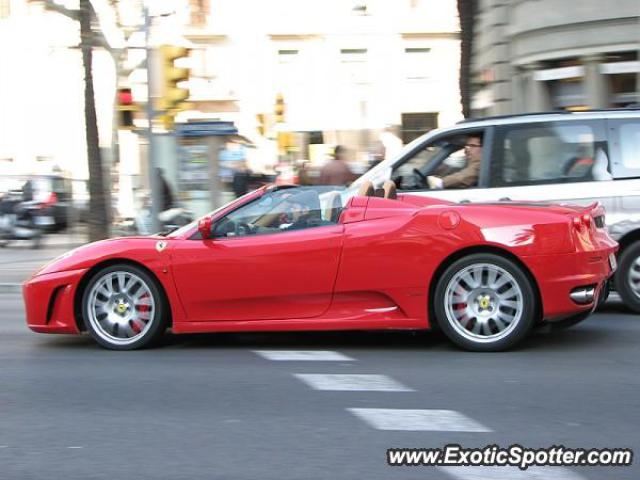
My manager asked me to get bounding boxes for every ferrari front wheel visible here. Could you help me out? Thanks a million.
[434,254,535,352]
[81,264,168,350]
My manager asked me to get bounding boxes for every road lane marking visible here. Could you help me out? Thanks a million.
[439,466,585,479]
[253,350,354,361]
[347,408,492,432]
[294,374,413,392]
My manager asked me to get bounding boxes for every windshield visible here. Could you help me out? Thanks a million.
[166,189,259,238]
[167,185,350,238]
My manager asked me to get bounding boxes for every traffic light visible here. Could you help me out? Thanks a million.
[159,45,192,129]
[274,93,285,123]
[117,87,136,129]
[256,113,266,136]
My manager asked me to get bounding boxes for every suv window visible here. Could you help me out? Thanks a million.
[391,131,484,190]
[490,122,610,187]
[619,122,640,170]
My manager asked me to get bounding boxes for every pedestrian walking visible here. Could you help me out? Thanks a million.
[319,145,355,186]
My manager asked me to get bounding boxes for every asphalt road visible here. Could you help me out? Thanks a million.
[0,291,638,480]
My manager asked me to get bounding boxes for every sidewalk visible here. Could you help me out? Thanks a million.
[0,227,90,293]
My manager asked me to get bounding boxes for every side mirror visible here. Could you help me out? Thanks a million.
[198,216,213,240]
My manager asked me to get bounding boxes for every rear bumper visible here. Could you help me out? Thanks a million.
[524,247,617,319]
[23,268,87,334]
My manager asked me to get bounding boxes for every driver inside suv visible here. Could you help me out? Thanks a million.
[426,134,483,189]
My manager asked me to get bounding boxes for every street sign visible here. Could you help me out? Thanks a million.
[176,121,238,137]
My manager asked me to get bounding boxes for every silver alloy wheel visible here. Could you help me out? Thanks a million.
[627,256,640,298]
[444,263,524,344]
[86,271,156,346]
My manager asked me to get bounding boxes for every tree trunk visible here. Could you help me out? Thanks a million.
[80,0,110,241]
[458,0,477,119]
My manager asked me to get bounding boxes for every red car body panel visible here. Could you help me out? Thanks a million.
[23,190,618,337]
[170,225,344,321]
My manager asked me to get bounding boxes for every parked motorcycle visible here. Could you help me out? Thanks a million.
[0,193,45,249]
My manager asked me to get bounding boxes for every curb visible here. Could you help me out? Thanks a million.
[0,283,22,294]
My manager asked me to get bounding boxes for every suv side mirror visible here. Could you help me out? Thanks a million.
[198,216,213,239]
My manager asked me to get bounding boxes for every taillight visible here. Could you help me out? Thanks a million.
[572,214,593,231]
[572,217,582,229]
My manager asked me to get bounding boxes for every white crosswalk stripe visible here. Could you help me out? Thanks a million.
[253,350,354,361]
[347,408,492,432]
[294,374,413,392]
[439,466,585,479]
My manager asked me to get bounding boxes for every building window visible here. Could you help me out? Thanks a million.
[401,112,438,144]
[276,48,302,90]
[404,47,431,81]
[609,73,638,107]
[549,79,585,111]
[340,49,368,84]
[340,48,368,56]
[278,50,299,64]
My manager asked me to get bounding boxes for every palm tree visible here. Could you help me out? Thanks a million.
[80,0,109,241]
[457,0,478,118]
[37,0,137,241]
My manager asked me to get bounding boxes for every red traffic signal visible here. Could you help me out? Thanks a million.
[117,88,136,129]
[118,88,133,105]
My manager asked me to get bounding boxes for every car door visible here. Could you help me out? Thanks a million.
[603,116,640,233]
[476,119,617,210]
[170,189,344,322]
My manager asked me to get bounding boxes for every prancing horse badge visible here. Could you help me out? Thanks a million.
[156,241,167,252]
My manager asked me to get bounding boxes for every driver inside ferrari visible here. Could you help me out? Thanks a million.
[278,190,321,230]
[426,133,482,189]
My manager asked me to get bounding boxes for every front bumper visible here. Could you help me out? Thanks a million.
[524,246,617,319]
[23,268,87,334]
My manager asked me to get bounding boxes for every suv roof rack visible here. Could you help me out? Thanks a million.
[457,106,640,124]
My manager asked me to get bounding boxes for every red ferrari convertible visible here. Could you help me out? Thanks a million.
[23,182,617,351]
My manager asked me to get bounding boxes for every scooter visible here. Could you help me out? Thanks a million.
[0,194,44,249]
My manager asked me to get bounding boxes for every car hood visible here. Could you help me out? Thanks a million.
[33,236,173,278]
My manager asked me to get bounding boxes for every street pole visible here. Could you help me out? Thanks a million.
[144,6,162,233]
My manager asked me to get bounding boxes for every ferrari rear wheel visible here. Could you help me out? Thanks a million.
[434,254,535,352]
[82,264,168,350]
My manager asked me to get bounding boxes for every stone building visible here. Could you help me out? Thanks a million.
[471,0,640,116]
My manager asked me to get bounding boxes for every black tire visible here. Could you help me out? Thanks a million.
[81,264,168,350]
[615,242,640,313]
[434,253,536,352]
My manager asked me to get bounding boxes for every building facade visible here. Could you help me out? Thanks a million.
[0,0,463,216]
[179,0,463,166]
[472,0,640,116]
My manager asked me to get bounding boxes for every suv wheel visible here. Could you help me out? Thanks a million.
[615,242,640,313]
